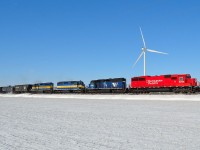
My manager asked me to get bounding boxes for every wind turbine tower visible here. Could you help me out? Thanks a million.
[133,28,168,76]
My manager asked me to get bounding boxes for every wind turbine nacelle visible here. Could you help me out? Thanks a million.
[142,47,146,51]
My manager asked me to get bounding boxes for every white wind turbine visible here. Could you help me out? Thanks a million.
[133,27,168,76]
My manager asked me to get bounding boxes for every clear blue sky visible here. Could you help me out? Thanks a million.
[0,0,200,86]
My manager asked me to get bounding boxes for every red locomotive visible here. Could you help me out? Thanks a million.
[130,74,198,93]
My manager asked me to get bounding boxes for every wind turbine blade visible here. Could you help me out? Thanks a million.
[139,27,146,48]
[147,49,168,55]
[133,51,144,68]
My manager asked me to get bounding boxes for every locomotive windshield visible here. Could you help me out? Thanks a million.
[89,82,96,88]
[186,74,191,78]
[78,81,84,85]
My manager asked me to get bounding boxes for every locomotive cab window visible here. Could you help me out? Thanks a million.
[79,81,84,85]
[186,74,191,78]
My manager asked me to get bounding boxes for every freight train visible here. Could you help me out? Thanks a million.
[0,74,199,94]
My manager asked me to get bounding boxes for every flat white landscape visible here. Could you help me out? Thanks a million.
[0,94,200,150]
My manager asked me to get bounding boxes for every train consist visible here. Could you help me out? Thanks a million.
[0,73,199,94]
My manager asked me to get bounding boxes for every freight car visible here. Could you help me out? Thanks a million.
[55,80,85,93]
[31,82,54,93]
[13,84,32,93]
[87,78,127,93]
[0,86,13,93]
[130,74,197,93]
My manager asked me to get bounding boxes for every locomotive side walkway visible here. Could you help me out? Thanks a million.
[0,93,200,101]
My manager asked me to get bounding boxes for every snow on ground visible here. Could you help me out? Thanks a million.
[0,93,200,101]
[0,95,200,150]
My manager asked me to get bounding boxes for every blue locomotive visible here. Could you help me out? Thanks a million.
[87,78,127,93]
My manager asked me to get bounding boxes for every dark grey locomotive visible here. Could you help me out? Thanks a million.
[0,86,13,93]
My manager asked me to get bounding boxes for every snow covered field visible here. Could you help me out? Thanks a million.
[0,94,200,150]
